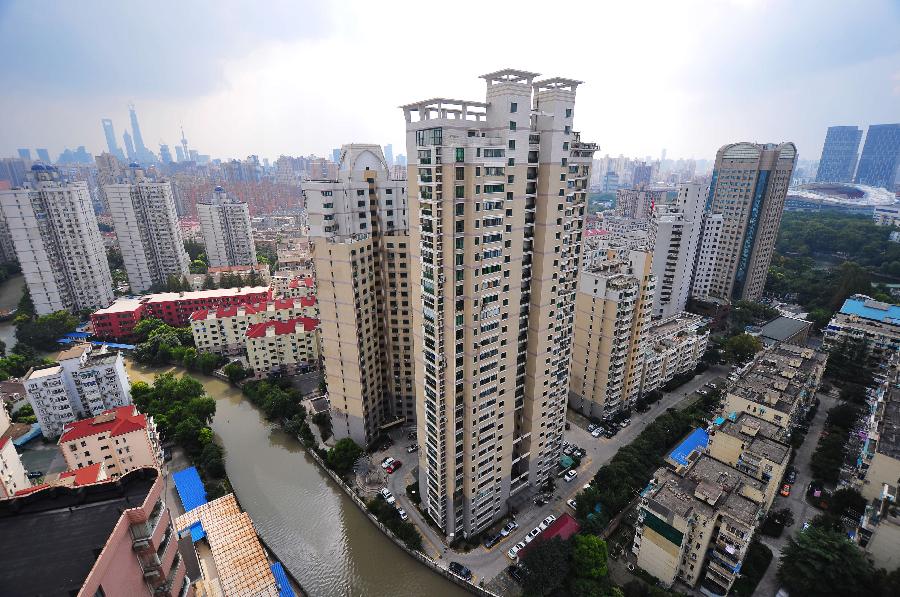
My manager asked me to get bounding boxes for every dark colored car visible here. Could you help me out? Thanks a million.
[786,468,797,484]
[449,561,472,581]
[483,534,502,549]
[605,427,618,438]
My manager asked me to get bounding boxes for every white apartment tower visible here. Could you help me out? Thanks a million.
[304,144,413,446]
[197,187,257,268]
[0,164,114,315]
[705,142,797,302]
[690,213,725,301]
[403,70,597,536]
[103,164,190,293]
[23,344,132,438]
[649,183,705,319]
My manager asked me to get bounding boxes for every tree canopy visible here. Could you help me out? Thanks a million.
[777,526,877,597]
[723,333,762,364]
[521,537,572,596]
[14,310,78,351]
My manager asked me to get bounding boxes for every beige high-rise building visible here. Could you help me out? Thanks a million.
[705,142,796,302]
[305,145,413,447]
[403,70,596,536]
[569,245,655,418]
[197,187,257,268]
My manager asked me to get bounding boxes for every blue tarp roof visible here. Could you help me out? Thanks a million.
[172,467,208,512]
[668,428,710,466]
[714,416,725,426]
[271,562,295,597]
[840,296,900,324]
[12,423,42,446]
[56,338,135,350]
[188,521,206,542]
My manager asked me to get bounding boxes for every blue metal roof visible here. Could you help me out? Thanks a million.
[172,467,207,512]
[63,332,91,339]
[668,428,710,466]
[12,423,42,446]
[271,563,295,597]
[188,521,206,542]
[840,296,900,324]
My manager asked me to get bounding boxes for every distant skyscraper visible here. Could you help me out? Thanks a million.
[101,118,126,161]
[815,125,862,183]
[383,144,394,167]
[159,144,173,164]
[855,123,900,189]
[197,187,256,268]
[180,126,190,164]
[128,103,156,164]
[705,142,796,302]
[331,148,340,163]
[0,164,114,314]
[632,161,653,187]
[174,145,186,162]
[36,148,50,163]
[123,131,136,161]
[396,154,406,167]
[17,149,31,161]
[0,158,27,187]
[104,164,190,293]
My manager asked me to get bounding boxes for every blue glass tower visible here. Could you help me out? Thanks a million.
[855,123,900,189]
[815,125,862,183]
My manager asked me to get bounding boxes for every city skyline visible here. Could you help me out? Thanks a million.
[1,1,898,162]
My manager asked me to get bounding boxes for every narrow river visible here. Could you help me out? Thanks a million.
[125,361,468,597]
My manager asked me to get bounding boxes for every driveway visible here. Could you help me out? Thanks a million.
[370,365,728,587]
[753,390,838,597]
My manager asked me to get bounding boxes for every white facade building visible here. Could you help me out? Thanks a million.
[873,205,900,228]
[640,312,709,393]
[197,187,257,268]
[690,213,725,301]
[0,164,114,315]
[23,344,132,438]
[104,164,190,293]
[650,183,705,319]
[0,403,29,497]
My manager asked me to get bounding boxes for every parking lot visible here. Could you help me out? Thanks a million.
[366,365,727,588]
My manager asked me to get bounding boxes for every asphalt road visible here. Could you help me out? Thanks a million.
[753,390,838,597]
[373,365,729,588]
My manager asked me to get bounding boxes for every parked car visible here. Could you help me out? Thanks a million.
[542,515,556,527]
[780,483,791,497]
[567,498,578,510]
[563,446,574,456]
[605,427,618,438]
[534,496,548,506]
[525,527,541,543]
[786,468,798,484]
[587,423,597,432]
[591,428,602,438]
[163,448,173,462]
[449,562,472,581]
[507,541,526,560]
[406,444,419,453]
[386,460,402,474]
[623,418,631,426]
[698,389,709,396]
[483,534,502,548]
[380,488,395,504]
[564,469,578,482]
[380,457,395,470]
[500,520,519,537]
[397,507,409,521]
[506,565,525,583]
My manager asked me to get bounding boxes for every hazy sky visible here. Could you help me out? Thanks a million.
[1,0,898,163]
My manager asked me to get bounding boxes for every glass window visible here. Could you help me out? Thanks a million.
[455,147,465,162]
[510,102,518,113]
[509,121,516,131]
[565,108,572,118]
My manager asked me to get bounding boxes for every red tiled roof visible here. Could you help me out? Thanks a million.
[59,463,105,486]
[58,406,147,443]
[0,436,9,450]
[299,296,316,308]
[245,317,319,338]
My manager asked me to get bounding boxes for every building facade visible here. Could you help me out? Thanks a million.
[615,188,662,220]
[0,402,29,497]
[705,142,796,302]
[873,204,900,228]
[23,344,132,438]
[690,213,724,301]
[815,125,863,183]
[59,405,162,477]
[640,312,709,394]
[104,164,190,293]
[197,187,257,268]
[404,71,597,535]
[0,164,114,315]
[855,124,900,190]
[823,295,900,368]
[245,317,321,378]
[305,144,413,446]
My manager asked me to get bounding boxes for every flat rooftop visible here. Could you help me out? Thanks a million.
[875,388,900,459]
[759,316,811,342]
[717,414,791,464]
[840,294,900,325]
[0,468,157,596]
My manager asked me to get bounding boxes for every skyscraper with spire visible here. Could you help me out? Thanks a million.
[128,103,157,164]
[180,126,190,163]
[101,119,126,161]
[123,131,136,162]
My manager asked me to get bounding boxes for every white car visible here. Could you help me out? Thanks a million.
[587,423,597,432]
[567,499,577,510]
[542,515,556,527]
[381,457,395,470]
[380,488,395,504]
[507,541,526,560]
[564,470,578,482]
[397,507,409,521]
[591,428,602,438]
[525,527,541,543]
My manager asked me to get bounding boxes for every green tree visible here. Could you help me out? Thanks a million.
[15,310,78,350]
[777,526,877,597]
[571,534,609,580]
[724,333,762,364]
[325,438,362,474]
[520,537,571,596]
[223,361,248,384]
[188,396,217,424]
[202,274,217,289]
[196,352,223,375]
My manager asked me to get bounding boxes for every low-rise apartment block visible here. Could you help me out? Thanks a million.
[858,382,900,502]
[0,467,190,596]
[640,313,709,394]
[24,344,132,438]
[873,204,900,228]
[633,453,766,595]
[245,317,321,378]
[190,297,317,355]
[721,343,826,432]
[271,274,316,299]
[187,263,271,291]
[59,405,162,477]
[823,294,900,368]
[0,402,29,497]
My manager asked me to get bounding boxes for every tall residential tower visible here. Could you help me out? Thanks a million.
[197,187,257,268]
[403,70,596,536]
[305,145,413,446]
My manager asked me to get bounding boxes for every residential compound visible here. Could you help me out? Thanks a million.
[0,468,191,597]
[823,295,900,368]
[197,186,257,268]
[103,163,190,293]
[0,164,114,315]
[702,142,796,302]
[872,204,900,228]
[632,342,824,595]
[58,405,163,477]
[403,70,597,536]
[305,144,413,447]
[23,344,132,438]
[190,297,317,355]
[245,317,321,378]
